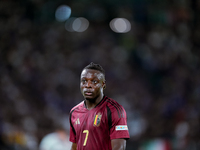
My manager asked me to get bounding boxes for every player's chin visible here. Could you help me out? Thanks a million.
[84,95,94,100]
[84,95,96,101]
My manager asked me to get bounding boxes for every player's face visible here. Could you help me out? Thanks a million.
[80,69,105,101]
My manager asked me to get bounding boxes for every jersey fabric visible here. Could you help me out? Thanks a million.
[69,96,130,150]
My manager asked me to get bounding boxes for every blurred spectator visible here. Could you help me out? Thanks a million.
[39,125,71,150]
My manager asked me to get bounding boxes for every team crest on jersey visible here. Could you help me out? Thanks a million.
[93,113,102,127]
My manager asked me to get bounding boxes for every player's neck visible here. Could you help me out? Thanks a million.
[85,94,104,110]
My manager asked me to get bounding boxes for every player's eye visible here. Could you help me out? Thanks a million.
[81,79,87,83]
[92,80,98,84]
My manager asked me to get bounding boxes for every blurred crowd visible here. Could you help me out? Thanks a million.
[0,0,200,150]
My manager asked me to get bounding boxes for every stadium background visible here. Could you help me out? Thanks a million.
[0,0,200,149]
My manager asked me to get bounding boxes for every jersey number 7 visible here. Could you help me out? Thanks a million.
[83,130,89,146]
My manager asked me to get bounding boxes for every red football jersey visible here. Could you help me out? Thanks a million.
[69,96,130,150]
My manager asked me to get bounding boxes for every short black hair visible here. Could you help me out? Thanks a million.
[83,62,105,78]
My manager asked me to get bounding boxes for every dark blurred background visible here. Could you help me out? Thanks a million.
[0,0,200,149]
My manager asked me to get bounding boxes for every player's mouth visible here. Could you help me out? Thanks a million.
[84,91,93,96]
[84,90,93,96]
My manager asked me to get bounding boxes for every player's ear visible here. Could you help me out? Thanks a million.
[103,80,106,90]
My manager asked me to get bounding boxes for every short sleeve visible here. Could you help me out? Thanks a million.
[69,111,76,143]
[109,105,130,140]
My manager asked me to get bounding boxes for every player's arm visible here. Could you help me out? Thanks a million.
[69,109,77,150]
[70,143,77,150]
[111,139,126,150]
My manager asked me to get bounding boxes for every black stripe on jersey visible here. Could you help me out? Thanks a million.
[107,106,112,130]
[106,98,124,118]
[69,109,76,135]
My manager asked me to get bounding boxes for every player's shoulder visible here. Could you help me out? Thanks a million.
[104,96,126,118]
[105,96,122,106]
[70,101,84,113]
[105,96,125,110]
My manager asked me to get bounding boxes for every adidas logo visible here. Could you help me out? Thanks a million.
[75,118,80,125]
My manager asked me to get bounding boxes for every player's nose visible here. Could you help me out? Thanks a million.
[85,80,92,87]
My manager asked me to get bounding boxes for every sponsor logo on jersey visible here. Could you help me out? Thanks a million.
[93,113,102,127]
[75,118,80,125]
[115,125,128,131]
